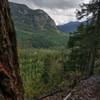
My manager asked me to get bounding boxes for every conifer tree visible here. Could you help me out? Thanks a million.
[68,0,100,76]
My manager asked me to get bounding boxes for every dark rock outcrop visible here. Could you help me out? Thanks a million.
[0,0,24,99]
[66,76,100,100]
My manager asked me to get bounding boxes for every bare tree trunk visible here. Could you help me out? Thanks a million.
[0,0,24,99]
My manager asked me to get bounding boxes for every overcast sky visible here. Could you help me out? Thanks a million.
[9,0,90,25]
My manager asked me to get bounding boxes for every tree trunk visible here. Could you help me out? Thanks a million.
[87,49,95,77]
[0,0,24,99]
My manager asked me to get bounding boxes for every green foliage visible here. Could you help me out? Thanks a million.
[18,48,70,98]
[10,1,100,99]
[70,0,100,76]
[67,23,97,76]
[16,30,68,48]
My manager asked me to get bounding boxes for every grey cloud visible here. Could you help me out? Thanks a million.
[9,0,88,24]
[9,0,84,9]
[33,0,82,9]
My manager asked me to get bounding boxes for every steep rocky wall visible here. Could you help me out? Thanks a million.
[0,0,24,99]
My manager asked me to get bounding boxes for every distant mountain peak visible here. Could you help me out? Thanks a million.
[58,21,86,33]
[9,2,57,32]
[58,21,81,32]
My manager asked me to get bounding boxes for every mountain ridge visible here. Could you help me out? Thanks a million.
[57,21,81,32]
[9,2,57,32]
[9,2,68,48]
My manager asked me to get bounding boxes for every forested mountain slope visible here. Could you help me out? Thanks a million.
[9,2,68,48]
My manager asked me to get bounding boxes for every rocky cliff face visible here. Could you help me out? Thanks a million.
[66,76,100,100]
[32,9,57,30]
[0,0,24,99]
[9,2,57,32]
